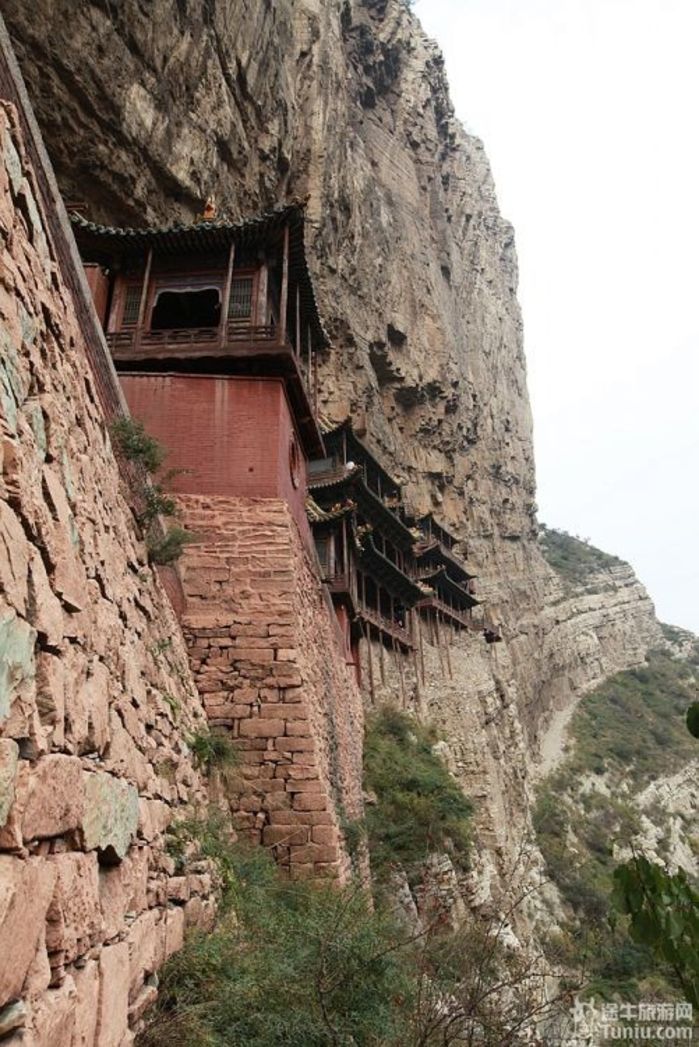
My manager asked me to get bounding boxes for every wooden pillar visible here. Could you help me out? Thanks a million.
[365,622,375,705]
[307,326,312,394]
[378,613,386,684]
[442,612,453,679]
[418,611,426,686]
[279,224,290,345]
[295,284,301,359]
[135,247,153,351]
[219,240,236,349]
[394,635,406,709]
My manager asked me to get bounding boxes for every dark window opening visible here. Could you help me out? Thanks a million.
[151,288,221,331]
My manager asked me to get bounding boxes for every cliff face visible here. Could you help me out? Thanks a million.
[2,0,663,868]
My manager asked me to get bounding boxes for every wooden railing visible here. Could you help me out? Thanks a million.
[359,605,413,648]
[106,322,280,355]
[417,596,478,631]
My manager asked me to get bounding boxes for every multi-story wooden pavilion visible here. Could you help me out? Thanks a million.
[411,514,479,631]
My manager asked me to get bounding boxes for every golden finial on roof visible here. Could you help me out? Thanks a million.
[196,195,217,222]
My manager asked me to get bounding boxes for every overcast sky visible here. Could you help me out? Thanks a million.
[416,0,699,634]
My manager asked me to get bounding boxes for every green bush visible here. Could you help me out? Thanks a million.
[138,843,414,1047]
[533,647,698,1000]
[187,730,238,774]
[363,707,472,876]
[111,417,194,564]
[111,416,166,473]
[147,526,196,565]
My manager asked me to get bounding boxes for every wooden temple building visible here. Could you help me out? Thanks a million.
[307,420,490,696]
[73,204,498,702]
[72,203,326,539]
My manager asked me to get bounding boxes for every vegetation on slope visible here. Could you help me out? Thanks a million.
[534,642,699,1000]
[140,709,571,1045]
[363,707,472,878]
[538,525,624,583]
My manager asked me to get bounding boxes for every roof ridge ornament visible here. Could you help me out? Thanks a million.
[196,194,217,223]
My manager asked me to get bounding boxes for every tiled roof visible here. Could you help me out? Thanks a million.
[69,203,330,349]
[305,496,354,524]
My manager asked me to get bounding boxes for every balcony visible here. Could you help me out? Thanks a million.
[106,321,281,362]
[358,605,413,649]
[416,595,478,632]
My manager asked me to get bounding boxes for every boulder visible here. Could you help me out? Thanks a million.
[0,608,36,734]
[96,943,130,1047]
[46,852,103,965]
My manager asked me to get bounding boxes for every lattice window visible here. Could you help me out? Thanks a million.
[228,276,254,319]
[122,285,142,326]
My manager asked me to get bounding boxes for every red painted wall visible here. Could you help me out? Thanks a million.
[119,374,311,542]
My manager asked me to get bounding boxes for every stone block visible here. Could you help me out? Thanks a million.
[127,908,166,994]
[285,721,311,736]
[275,737,314,752]
[293,792,328,812]
[46,852,103,965]
[96,943,130,1047]
[22,754,84,842]
[165,906,185,959]
[0,855,57,1007]
[0,608,36,734]
[99,849,149,940]
[28,548,63,647]
[262,825,309,847]
[72,960,99,1047]
[290,843,339,864]
[166,876,190,903]
[232,649,274,664]
[80,771,139,862]
[312,825,338,846]
[0,739,19,828]
[31,977,77,1047]
[0,503,29,615]
[239,718,284,738]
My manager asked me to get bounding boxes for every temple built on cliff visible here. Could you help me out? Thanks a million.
[72,203,499,708]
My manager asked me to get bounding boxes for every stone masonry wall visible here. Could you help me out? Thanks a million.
[0,102,217,1045]
[177,495,365,881]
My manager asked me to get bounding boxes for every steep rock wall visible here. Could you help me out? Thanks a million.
[0,100,216,1045]
[1,0,663,870]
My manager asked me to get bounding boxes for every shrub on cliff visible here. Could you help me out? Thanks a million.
[363,707,472,877]
[141,833,571,1047]
[109,415,194,563]
[139,843,414,1047]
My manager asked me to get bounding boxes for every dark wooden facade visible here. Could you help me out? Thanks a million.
[307,421,492,692]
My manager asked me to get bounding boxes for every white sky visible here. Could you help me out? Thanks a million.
[416,0,699,634]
